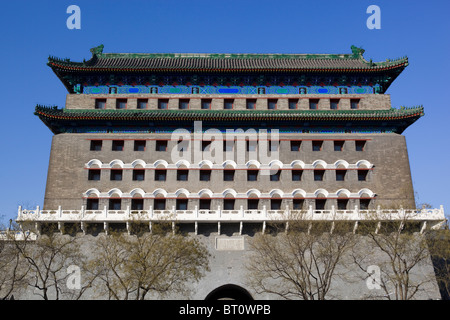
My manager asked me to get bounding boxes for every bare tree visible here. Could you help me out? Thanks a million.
[426,224,450,300]
[0,223,29,299]
[91,226,210,300]
[246,217,356,300]
[352,214,440,300]
[13,224,84,300]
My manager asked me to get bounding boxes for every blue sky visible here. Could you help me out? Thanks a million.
[0,0,449,224]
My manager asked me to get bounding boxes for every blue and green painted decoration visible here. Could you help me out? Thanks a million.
[83,85,378,95]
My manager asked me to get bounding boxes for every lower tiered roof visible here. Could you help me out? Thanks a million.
[35,105,423,134]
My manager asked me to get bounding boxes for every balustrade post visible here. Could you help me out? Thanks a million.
[218,205,221,218]
[104,222,109,235]
[81,222,86,235]
[353,221,359,234]
[81,205,85,218]
[58,222,64,234]
[420,221,427,234]
[240,205,244,218]
[35,222,41,236]
[58,206,62,218]
[263,205,267,218]
[104,206,107,219]
[36,205,40,217]
[18,206,22,219]
[195,205,198,218]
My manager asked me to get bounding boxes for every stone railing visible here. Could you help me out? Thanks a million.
[13,204,447,237]
[17,204,446,224]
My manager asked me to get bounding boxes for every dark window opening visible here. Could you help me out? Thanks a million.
[176,199,188,210]
[155,170,167,181]
[312,140,323,151]
[88,169,101,181]
[224,99,234,109]
[292,170,303,181]
[154,199,166,210]
[293,199,304,210]
[177,170,189,181]
[110,169,123,181]
[199,199,211,210]
[271,199,282,210]
[132,170,145,181]
[179,99,189,109]
[155,140,168,151]
[95,99,106,109]
[224,199,235,210]
[268,99,277,109]
[288,99,298,109]
[134,140,146,151]
[90,140,102,151]
[200,170,211,181]
[248,199,259,210]
[270,170,281,182]
[350,99,360,109]
[334,141,344,151]
[224,170,235,181]
[290,141,301,151]
[316,199,326,210]
[116,99,127,109]
[355,140,366,151]
[330,99,339,110]
[131,199,144,211]
[336,170,346,181]
[309,99,319,110]
[314,170,325,181]
[109,199,122,210]
[137,99,148,109]
[201,99,212,109]
[246,99,256,109]
[360,199,371,210]
[247,170,258,181]
[158,99,168,109]
[86,198,99,210]
[202,140,211,151]
[358,170,369,181]
[337,199,349,210]
[112,140,124,151]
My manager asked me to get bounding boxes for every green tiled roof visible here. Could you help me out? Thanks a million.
[35,105,423,121]
[48,45,408,73]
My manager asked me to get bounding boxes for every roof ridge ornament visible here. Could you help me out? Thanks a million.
[351,45,365,58]
[90,44,104,56]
